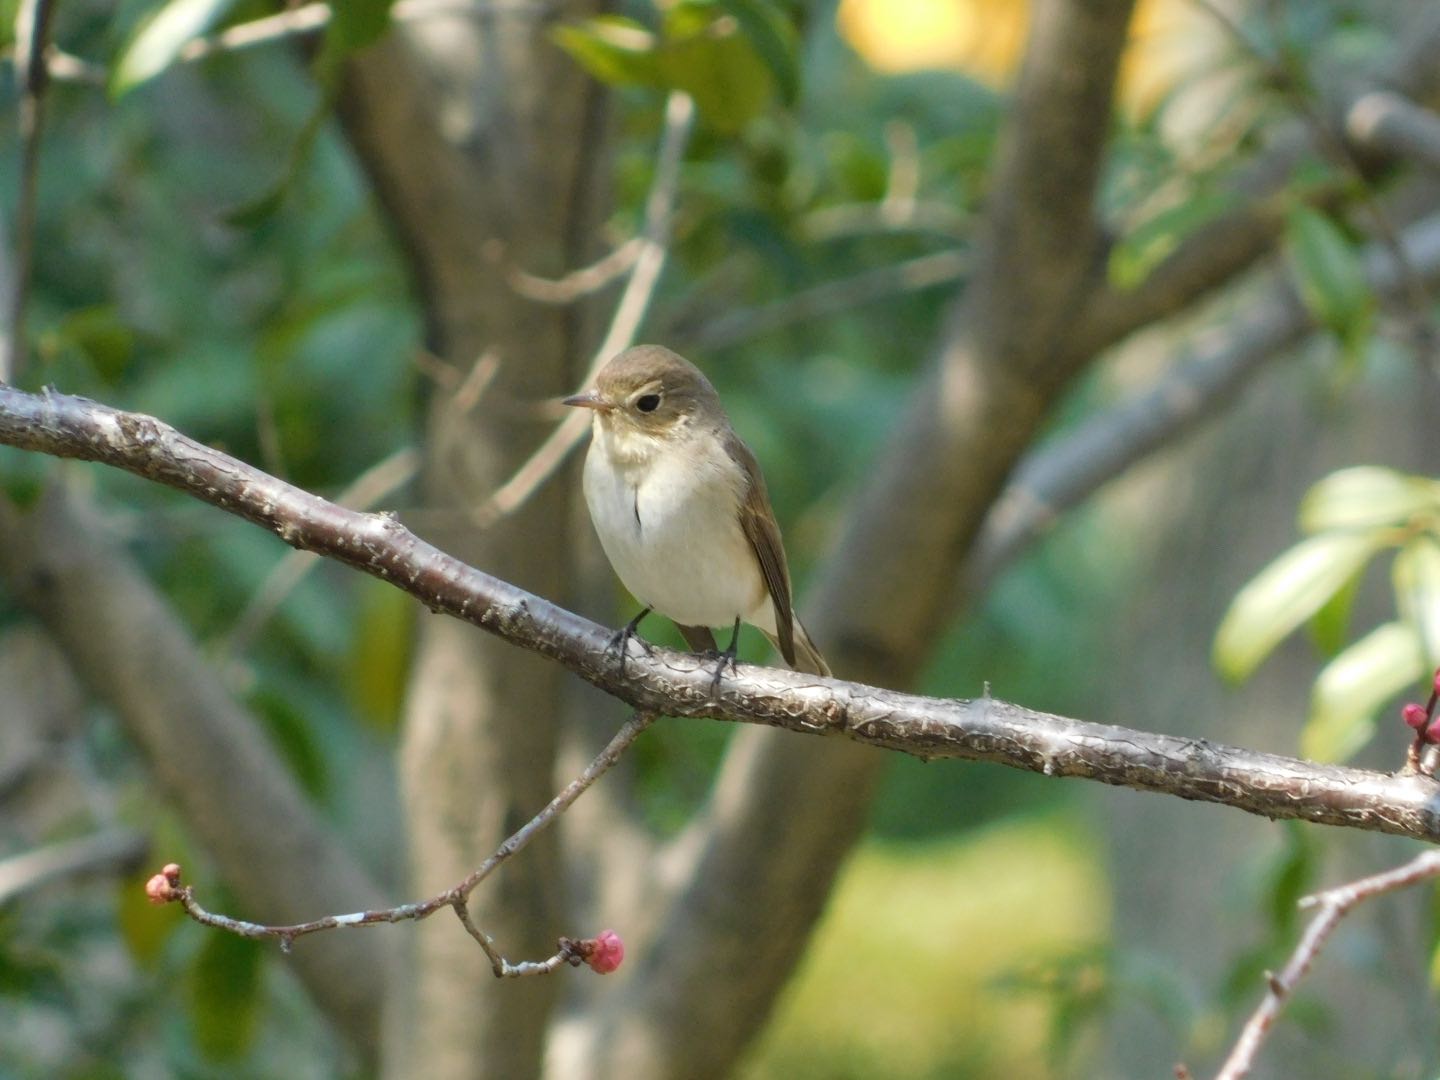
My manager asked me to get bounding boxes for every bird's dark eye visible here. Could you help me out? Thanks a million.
[635,393,661,413]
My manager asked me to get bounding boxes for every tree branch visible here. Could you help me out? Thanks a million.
[1210,850,1440,1080]
[966,209,1440,595]
[1075,6,1440,357]
[1347,91,1440,178]
[0,828,147,905]
[1,386,1437,844]
[0,484,389,1056]
[2,0,56,384]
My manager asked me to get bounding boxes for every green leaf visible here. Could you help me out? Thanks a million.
[1265,824,1316,935]
[315,0,397,79]
[329,0,394,51]
[1394,536,1440,666]
[659,14,773,134]
[1303,620,1424,762]
[1299,466,1440,533]
[47,304,136,383]
[1285,205,1373,342]
[1215,531,1387,682]
[551,16,663,87]
[1307,563,1363,658]
[111,0,242,96]
[1108,191,1240,290]
[188,928,264,1061]
[715,0,799,104]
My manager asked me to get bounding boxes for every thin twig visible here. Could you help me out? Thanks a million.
[679,249,967,350]
[36,0,556,86]
[470,91,696,529]
[1212,850,1440,1080]
[2,0,56,384]
[509,236,644,303]
[150,711,654,973]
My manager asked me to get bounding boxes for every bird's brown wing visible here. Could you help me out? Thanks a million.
[724,430,797,668]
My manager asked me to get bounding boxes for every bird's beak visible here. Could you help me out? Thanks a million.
[562,389,613,412]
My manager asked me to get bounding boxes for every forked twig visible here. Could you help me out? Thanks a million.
[147,711,655,976]
[1211,850,1440,1079]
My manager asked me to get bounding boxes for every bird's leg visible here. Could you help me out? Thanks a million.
[708,617,742,695]
[607,606,653,674]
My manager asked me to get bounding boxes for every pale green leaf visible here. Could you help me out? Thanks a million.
[716,0,799,104]
[1303,620,1423,762]
[1299,466,1440,533]
[1215,532,1387,682]
[112,0,242,96]
[1395,537,1440,666]
[1307,564,1363,658]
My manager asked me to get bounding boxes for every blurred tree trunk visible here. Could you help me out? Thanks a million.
[338,6,608,1077]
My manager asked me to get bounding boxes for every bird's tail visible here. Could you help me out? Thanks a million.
[764,618,831,677]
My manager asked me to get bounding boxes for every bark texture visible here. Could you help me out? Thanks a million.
[339,7,607,1077]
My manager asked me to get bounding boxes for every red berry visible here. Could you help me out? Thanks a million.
[585,929,624,974]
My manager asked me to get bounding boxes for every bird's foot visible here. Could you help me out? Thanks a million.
[606,607,653,675]
[704,618,743,697]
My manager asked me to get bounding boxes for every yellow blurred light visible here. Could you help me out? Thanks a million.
[837,0,1218,115]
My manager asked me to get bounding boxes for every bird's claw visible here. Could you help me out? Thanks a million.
[607,608,653,676]
[703,645,740,697]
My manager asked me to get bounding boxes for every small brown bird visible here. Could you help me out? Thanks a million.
[564,345,830,679]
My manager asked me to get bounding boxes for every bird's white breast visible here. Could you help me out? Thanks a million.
[582,420,771,631]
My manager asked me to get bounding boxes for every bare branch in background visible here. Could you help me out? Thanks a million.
[2,0,56,384]
[1189,0,1436,350]
[1347,91,1440,178]
[1210,850,1440,1080]
[677,249,967,351]
[41,0,558,85]
[509,236,643,303]
[966,211,1440,596]
[0,829,147,905]
[146,712,652,976]
[471,90,696,529]
[1077,7,1440,355]
[0,486,388,1055]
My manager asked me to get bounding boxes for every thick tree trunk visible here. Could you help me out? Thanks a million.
[339,7,608,1077]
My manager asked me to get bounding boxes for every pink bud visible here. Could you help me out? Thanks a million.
[162,862,182,883]
[1432,669,1440,696]
[1427,714,1440,743]
[585,929,624,974]
[1404,703,1428,729]
[145,873,174,905]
